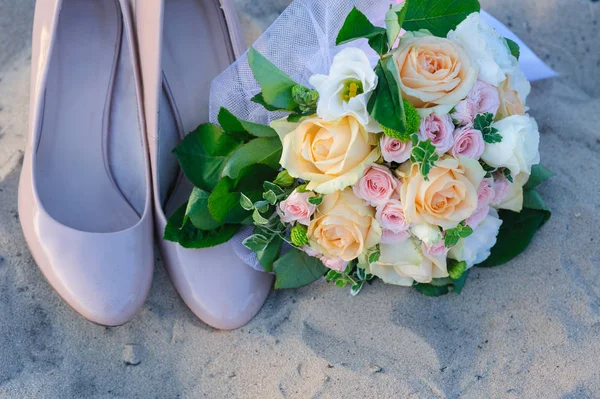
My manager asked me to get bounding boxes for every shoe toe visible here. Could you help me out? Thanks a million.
[166,241,273,330]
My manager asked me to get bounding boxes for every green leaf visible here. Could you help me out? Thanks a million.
[218,107,278,139]
[248,48,298,111]
[477,207,551,268]
[263,181,285,196]
[208,165,278,224]
[185,187,222,230]
[523,190,551,226]
[254,230,284,273]
[336,7,388,54]
[251,93,286,112]
[413,271,469,296]
[173,124,242,191]
[525,164,555,190]
[413,283,449,297]
[410,139,439,180]
[273,248,329,289]
[444,223,474,248]
[505,38,520,59]
[221,137,282,179]
[351,281,365,296]
[403,0,481,37]
[368,247,381,264]
[252,209,269,225]
[263,190,278,205]
[368,57,407,133]
[385,2,408,48]
[273,170,295,188]
[240,193,254,211]
[308,196,323,206]
[164,204,240,249]
[326,270,342,281]
[474,113,503,144]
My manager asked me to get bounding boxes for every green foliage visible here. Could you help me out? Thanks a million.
[474,113,502,144]
[444,223,474,248]
[413,271,469,297]
[184,188,222,231]
[403,0,481,37]
[164,204,240,249]
[505,38,521,59]
[290,225,309,247]
[335,7,389,55]
[251,93,286,112]
[308,195,324,206]
[410,138,439,180]
[381,99,420,143]
[273,248,329,289]
[368,57,407,135]
[385,2,408,48]
[221,137,282,179]
[173,124,242,191]
[248,48,298,111]
[243,227,284,272]
[217,107,278,139]
[525,164,555,190]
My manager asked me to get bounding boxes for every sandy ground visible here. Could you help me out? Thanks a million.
[1,0,600,397]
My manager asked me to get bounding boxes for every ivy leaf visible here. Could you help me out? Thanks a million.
[253,228,284,272]
[273,248,329,289]
[385,2,408,48]
[502,168,514,183]
[444,223,474,248]
[248,48,298,111]
[403,0,481,37]
[351,281,365,297]
[164,204,240,249]
[336,7,389,55]
[505,38,521,59]
[218,108,278,139]
[368,57,407,135]
[221,137,282,179]
[410,139,439,180]
[474,113,503,144]
[243,234,270,252]
[173,124,242,191]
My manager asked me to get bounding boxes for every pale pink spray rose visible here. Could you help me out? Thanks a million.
[418,113,455,155]
[466,178,496,228]
[301,246,348,272]
[451,126,486,159]
[277,190,317,226]
[352,164,399,207]
[490,173,510,206]
[376,200,411,244]
[422,240,449,258]
[453,80,501,126]
[380,135,412,164]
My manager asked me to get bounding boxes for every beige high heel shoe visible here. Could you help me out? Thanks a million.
[135,0,274,330]
[19,0,154,326]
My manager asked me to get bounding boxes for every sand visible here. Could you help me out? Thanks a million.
[1,0,600,397]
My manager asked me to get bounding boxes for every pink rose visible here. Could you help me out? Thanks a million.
[277,190,317,226]
[381,135,412,164]
[301,245,348,272]
[352,164,399,207]
[490,173,510,206]
[451,126,485,159]
[466,178,495,228]
[422,240,449,257]
[376,200,411,244]
[418,113,455,155]
[452,80,501,126]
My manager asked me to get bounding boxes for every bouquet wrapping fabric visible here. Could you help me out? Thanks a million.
[165,0,554,296]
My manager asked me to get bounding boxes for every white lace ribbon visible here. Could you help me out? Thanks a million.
[210,0,557,272]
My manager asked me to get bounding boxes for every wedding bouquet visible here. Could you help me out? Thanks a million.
[165,0,553,296]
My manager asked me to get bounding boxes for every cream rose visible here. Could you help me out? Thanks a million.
[307,188,381,262]
[393,33,478,113]
[360,238,448,286]
[494,172,529,212]
[399,156,486,230]
[273,116,380,195]
[496,74,527,119]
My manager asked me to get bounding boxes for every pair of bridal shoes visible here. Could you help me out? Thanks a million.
[19,0,272,329]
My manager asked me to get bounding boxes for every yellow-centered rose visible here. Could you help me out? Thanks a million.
[399,157,485,230]
[273,116,380,194]
[393,34,478,113]
[307,188,381,262]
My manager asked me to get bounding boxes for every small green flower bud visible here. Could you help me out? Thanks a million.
[292,85,319,113]
[273,170,295,188]
[290,224,309,247]
[381,99,421,143]
[448,261,467,280]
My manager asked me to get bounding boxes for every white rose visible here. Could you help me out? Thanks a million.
[361,238,448,286]
[448,12,516,88]
[309,48,379,132]
[481,115,540,176]
[495,172,529,212]
[410,223,442,247]
[449,209,503,268]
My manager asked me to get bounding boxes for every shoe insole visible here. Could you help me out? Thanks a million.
[160,0,235,216]
[36,0,143,233]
